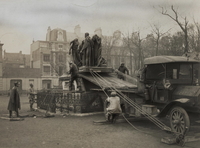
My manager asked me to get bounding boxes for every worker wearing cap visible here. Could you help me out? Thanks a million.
[105,91,122,121]
[7,82,21,118]
[28,83,36,111]
[68,61,79,91]
[118,63,129,80]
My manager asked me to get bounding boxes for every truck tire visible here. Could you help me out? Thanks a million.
[170,106,190,134]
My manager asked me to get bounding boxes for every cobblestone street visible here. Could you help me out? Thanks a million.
[1,95,200,148]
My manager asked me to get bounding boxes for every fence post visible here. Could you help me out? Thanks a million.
[73,92,76,113]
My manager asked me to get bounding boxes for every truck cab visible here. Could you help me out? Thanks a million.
[139,56,200,133]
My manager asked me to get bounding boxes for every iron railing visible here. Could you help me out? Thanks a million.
[37,91,105,113]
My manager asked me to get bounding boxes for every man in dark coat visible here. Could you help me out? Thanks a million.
[80,33,94,66]
[92,34,102,66]
[69,38,82,67]
[118,63,129,80]
[68,61,79,91]
[7,82,21,118]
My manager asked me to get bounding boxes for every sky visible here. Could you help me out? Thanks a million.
[0,0,200,54]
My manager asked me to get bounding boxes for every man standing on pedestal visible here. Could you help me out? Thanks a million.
[68,61,79,91]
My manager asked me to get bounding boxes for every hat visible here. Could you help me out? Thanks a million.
[111,91,117,96]
[69,61,73,64]
[14,81,19,86]
[85,32,89,36]
[30,83,33,87]
[14,81,18,84]
[94,27,102,33]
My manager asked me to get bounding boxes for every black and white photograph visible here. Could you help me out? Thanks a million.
[1,0,200,147]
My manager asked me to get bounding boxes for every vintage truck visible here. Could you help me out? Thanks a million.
[134,56,200,134]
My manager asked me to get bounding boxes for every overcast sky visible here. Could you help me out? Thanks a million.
[0,0,200,54]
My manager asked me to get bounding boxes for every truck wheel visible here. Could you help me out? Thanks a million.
[170,107,190,134]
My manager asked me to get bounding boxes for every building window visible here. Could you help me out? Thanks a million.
[42,80,51,89]
[29,79,34,86]
[43,55,50,62]
[58,44,63,50]
[59,55,63,62]
[57,31,64,41]
[43,66,50,72]
[40,43,47,48]
[59,66,63,76]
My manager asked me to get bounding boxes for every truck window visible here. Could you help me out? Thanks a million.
[193,63,200,79]
[146,64,165,80]
[179,64,192,79]
[166,63,179,79]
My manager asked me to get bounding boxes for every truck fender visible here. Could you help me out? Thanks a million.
[157,98,190,117]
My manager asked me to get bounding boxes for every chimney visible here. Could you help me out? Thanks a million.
[0,42,3,62]
[46,26,51,41]
[74,25,81,36]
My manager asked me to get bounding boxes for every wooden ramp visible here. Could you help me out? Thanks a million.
[79,66,114,73]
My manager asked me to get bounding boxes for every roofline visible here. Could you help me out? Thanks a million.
[144,56,200,65]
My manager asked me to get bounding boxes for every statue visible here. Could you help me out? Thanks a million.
[69,38,82,67]
[80,33,94,66]
[92,34,102,66]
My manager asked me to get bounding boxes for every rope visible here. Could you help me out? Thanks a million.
[93,71,171,131]
[90,70,145,132]
[121,113,146,133]
[90,70,171,132]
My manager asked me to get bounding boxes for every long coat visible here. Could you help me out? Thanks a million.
[81,36,94,66]
[92,35,102,66]
[7,87,21,111]
[70,40,81,66]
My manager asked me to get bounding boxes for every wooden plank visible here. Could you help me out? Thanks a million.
[161,135,200,145]
[79,66,114,73]
[185,136,200,142]
[93,120,110,124]
[80,73,137,90]
[0,117,24,121]
[161,136,176,145]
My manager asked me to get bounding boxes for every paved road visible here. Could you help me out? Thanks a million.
[0,95,200,148]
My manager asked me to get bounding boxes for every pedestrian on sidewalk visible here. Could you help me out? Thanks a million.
[28,84,36,111]
[7,82,21,118]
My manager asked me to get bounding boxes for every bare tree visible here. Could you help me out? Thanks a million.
[150,23,171,56]
[193,19,200,52]
[131,31,144,70]
[122,32,135,75]
[160,5,189,53]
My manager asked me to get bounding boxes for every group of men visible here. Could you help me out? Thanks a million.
[69,32,102,67]
[7,82,36,118]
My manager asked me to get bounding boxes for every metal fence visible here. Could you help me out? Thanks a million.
[37,91,105,113]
